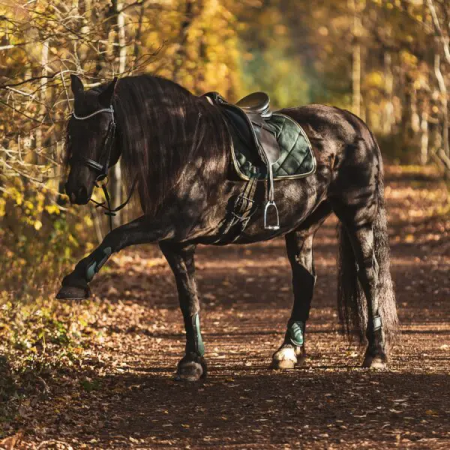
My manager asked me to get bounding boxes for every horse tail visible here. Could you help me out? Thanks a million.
[371,168,399,349]
[337,158,398,349]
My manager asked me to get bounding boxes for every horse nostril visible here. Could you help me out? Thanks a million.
[77,186,88,201]
[70,192,76,203]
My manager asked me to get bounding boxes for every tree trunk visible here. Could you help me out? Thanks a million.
[349,0,364,118]
[109,0,127,228]
[35,39,49,162]
[383,51,395,135]
[133,1,146,70]
[427,0,450,174]
[434,52,449,159]
[173,0,195,83]
[420,110,429,165]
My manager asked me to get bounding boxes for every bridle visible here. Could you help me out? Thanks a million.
[70,105,136,231]
[71,106,116,182]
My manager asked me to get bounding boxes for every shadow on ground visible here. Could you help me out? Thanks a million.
[6,166,450,449]
[34,369,450,448]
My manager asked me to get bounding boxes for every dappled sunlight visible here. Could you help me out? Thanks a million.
[2,162,449,447]
[2,0,450,444]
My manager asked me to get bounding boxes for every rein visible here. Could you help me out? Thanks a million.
[71,105,136,232]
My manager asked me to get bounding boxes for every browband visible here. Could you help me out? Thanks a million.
[72,106,115,121]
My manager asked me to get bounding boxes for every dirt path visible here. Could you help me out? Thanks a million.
[6,167,450,449]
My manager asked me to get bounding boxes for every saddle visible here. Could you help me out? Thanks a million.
[204,91,281,230]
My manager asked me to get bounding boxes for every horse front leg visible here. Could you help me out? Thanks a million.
[272,232,315,369]
[272,202,331,370]
[159,242,207,382]
[57,216,169,300]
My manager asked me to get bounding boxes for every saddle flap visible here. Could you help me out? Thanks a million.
[249,114,280,165]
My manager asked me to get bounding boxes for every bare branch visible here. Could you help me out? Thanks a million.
[427,0,450,64]
[0,74,60,90]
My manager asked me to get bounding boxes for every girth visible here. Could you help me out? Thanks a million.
[210,175,259,245]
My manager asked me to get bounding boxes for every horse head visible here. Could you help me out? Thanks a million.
[65,75,118,204]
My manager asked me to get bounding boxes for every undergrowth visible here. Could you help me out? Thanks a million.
[0,294,107,438]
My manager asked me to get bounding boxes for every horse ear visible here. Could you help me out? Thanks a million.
[70,74,84,96]
[98,77,118,107]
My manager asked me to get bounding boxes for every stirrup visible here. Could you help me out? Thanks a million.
[264,201,280,230]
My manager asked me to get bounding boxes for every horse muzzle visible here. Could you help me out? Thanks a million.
[65,183,90,205]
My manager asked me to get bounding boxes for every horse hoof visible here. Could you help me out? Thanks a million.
[56,285,90,300]
[272,347,298,370]
[362,355,387,369]
[175,354,206,381]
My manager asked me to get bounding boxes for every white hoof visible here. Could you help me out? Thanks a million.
[362,355,387,369]
[272,347,298,370]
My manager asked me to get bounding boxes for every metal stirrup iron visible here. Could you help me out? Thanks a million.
[373,315,382,331]
[264,163,280,230]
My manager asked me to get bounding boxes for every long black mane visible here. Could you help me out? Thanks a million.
[112,75,230,215]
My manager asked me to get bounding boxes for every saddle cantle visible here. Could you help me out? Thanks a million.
[235,92,271,118]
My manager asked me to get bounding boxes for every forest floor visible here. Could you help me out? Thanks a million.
[1,166,450,449]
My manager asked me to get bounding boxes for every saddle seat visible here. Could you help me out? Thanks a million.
[235,92,271,118]
[203,91,280,165]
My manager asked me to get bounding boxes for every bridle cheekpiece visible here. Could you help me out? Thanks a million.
[69,104,136,231]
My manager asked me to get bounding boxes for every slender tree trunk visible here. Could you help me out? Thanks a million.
[434,52,449,158]
[411,86,420,136]
[35,39,49,162]
[401,75,413,156]
[117,2,127,75]
[427,0,450,174]
[133,1,146,70]
[349,0,364,118]
[109,0,126,228]
[173,0,195,83]
[420,110,429,165]
[383,51,395,135]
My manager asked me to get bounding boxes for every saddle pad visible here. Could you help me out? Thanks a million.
[229,113,316,181]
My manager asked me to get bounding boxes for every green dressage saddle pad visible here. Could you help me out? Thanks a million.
[230,112,316,181]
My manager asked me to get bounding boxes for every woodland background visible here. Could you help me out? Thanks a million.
[0,0,450,445]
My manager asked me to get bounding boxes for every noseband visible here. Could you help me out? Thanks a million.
[71,105,136,231]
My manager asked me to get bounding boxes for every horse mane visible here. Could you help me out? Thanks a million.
[112,75,230,216]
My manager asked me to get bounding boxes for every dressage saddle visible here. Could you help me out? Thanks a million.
[204,91,281,229]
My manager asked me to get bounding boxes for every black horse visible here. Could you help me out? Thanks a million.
[58,74,398,381]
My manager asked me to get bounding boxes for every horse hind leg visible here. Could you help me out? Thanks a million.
[337,211,398,368]
[348,224,388,366]
[331,129,397,367]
